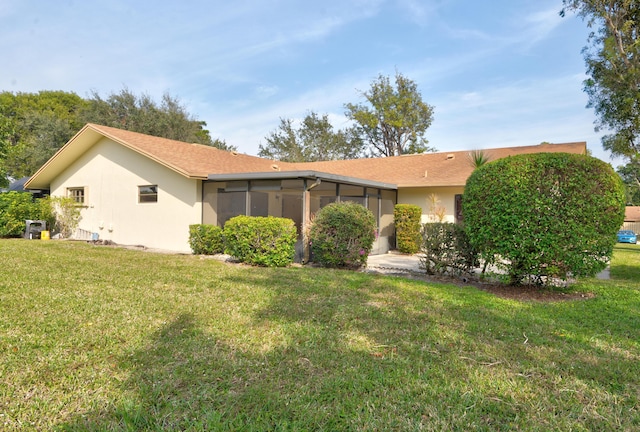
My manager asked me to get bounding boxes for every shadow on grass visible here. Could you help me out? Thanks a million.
[56,269,467,430]
[57,265,640,430]
[610,264,640,281]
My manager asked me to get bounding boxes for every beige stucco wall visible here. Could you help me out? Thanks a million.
[398,186,464,224]
[50,137,202,252]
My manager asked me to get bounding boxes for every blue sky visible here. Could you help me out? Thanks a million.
[0,0,625,167]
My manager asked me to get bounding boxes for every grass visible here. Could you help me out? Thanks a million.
[1,240,639,431]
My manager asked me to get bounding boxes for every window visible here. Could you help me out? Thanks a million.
[217,190,246,226]
[249,191,269,216]
[138,185,158,203]
[67,187,85,204]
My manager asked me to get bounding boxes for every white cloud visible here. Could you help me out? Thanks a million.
[520,6,565,47]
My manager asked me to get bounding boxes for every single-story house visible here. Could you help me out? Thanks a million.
[25,123,586,258]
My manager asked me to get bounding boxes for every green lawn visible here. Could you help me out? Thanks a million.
[1,240,639,431]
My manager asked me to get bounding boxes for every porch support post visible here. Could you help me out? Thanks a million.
[302,178,321,264]
[302,183,311,263]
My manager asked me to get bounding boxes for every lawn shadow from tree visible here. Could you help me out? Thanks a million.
[57,265,640,430]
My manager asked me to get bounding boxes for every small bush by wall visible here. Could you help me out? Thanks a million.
[41,196,82,238]
[420,222,478,276]
[224,216,297,267]
[189,224,224,255]
[310,201,376,269]
[394,204,422,254]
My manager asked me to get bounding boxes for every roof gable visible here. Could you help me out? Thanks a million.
[25,124,286,189]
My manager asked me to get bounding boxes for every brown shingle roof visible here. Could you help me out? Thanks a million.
[25,123,587,190]
[625,206,640,222]
[290,143,587,187]
[89,124,285,178]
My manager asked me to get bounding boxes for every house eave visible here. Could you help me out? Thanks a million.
[208,170,397,190]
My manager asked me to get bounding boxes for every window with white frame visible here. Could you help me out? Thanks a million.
[138,185,158,203]
[67,187,85,204]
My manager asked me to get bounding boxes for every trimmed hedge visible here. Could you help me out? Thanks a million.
[310,201,376,269]
[394,204,422,254]
[420,222,477,276]
[189,224,224,255]
[224,216,297,267]
[463,152,626,285]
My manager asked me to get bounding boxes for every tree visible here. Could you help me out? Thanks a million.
[617,156,640,204]
[0,90,87,178]
[345,72,436,157]
[0,115,11,187]
[80,88,217,146]
[5,112,75,178]
[0,88,235,179]
[561,1,640,160]
[258,111,363,162]
[210,138,238,152]
[463,153,625,285]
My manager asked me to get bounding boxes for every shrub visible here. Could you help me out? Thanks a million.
[310,201,376,269]
[420,222,478,276]
[189,224,224,255]
[394,204,422,254]
[0,191,40,237]
[462,153,626,285]
[224,216,297,267]
[45,196,82,239]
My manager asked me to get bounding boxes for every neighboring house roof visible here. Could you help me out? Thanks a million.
[8,176,30,192]
[25,123,587,190]
[625,206,640,222]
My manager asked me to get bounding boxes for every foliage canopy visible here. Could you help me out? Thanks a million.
[345,72,436,157]
[561,1,640,161]
[463,152,625,285]
[0,88,231,180]
[258,111,363,162]
[616,156,640,204]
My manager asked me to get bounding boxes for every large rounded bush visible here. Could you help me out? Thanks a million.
[462,153,625,285]
[310,201,376,269]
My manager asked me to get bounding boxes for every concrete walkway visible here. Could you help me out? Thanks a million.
[366,252,611,280]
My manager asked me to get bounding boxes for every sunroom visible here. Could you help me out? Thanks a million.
[203,171,398,261]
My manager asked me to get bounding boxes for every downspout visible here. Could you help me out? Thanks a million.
[302,178,321,263]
